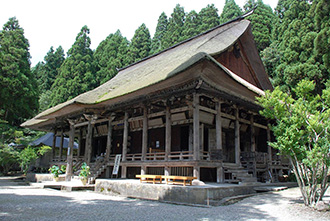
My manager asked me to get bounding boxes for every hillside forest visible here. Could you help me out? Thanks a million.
[0,0,329,144]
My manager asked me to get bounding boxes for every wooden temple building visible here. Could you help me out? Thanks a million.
[22,17,290,184]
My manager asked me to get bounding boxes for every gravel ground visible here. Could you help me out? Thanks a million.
[0,177,329,221]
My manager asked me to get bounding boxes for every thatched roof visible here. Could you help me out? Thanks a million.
[22,18,270,130]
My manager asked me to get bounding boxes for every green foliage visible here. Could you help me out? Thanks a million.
[162,4,186,49]
[127,24,151,64]
[150,12,168,55]
[94,30,130,84]
[243,0,275,52]
[49,26,96,107]
[49,164,65,178]
[257,80,330,206]
[219,0,243,24]
[18,146,37,174]
[17,145,50,175]
[79,162,90,178]
[0,144,19,175]
[262,0,329,92]
[181,10,200,41]
[0,17,39,125]
[34,46,65,94]
[198,4,220,33]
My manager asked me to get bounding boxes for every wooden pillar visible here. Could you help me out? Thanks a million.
[105,117,113,160]
[217,166,224,183]
[216,102,224,183]
[77,128,83,157]
[193,166,200,180]
[65,121,75,181]
[141,165,147,175]
[267,126,272,163]
[84,117,93,165]
[165,105,171,161]
[122,112,128,162]
[200,123,204,153]
[189,125,193,156]
[121,165,127,178]
[216,102,222,150]
[235,108,240,165]
[250,115,257,177]
[52,128,57,160]
[59,129,64,160]
[142,107,148,161]
[193,93,200,161]
[164,166,170,176]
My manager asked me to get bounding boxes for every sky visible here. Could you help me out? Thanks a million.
[1,0,279,67]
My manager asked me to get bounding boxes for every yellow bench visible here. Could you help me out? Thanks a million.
[136,174,163,184]
[162,175,197,186]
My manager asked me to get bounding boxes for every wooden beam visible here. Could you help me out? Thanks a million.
[78,128,83,157]
[267,125,272,163]
[235,108,240,165]
[122,112,128,162]
[59,129,64,160]
[84,117,93,165]
[52,128,57,159]
[193,93,200,161]
[142,107,148,161]
[105,117,113,160]
[65,121,75,181]
[216,102,222,150]
[165,105,171,161]
[250,115,256,177]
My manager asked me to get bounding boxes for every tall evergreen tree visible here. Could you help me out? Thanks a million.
[33,46,65,111]
[94,30,130,84]
[262,0,330,93]
[181,10,200,40]
[150,12,168,55]
[0,17,38,125]
[244,0,275,52]
[127,23,151,64]
[219,0,243,24]
[50,26,96,106]
[198,4,220,33]
[36,46,65,93]
[313,0,330,75]
[162,4,186,49]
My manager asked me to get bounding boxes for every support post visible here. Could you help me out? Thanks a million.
[193,93,200,161]
[122,112,128,162]
[84,116,93,165]
[267,126,272,164]
[105,117,113,161]
[164,166,170,176]
[193,166,200,180]
[65,121,75,181]
[165,105,171,161]
[121,165,127,178]
[250,115,257,177]
[216,102,222,150]
[235,108,240,165]
[77,129,83,157]
[59,129,64,160]
[216,102,224,183]
[52,128,57,160]
[142,107,148,161]
[141,165,147,175]
[217,166,224,183]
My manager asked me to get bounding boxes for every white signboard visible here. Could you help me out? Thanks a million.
[112,154,121,175]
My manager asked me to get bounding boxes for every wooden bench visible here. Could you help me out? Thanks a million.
[136,174,163,184]
[162,175,197,186]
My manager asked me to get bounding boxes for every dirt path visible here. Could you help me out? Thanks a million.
[0,177,329,220]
